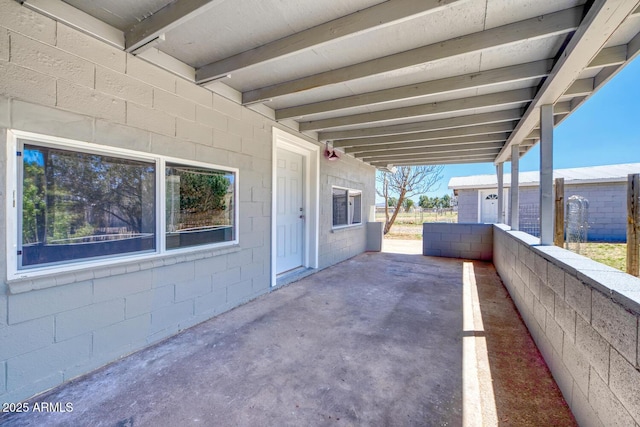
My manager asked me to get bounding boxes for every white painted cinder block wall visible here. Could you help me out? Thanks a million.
[455,190,478,223]
[457,183,627,241]
[0,0,374,403]
[493,225,640,427]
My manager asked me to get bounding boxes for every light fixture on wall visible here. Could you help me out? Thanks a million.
[324,142,340,161]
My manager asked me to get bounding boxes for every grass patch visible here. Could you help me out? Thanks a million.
[572,242,627,272]
[384,226,422,240]
[376,211,458,225]
[376,211,458,240]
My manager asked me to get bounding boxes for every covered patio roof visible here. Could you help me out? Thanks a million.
[20,0,640,168]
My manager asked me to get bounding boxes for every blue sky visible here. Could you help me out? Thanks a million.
[420,55,640,198]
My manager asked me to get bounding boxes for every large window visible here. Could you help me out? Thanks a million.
[8,131,238,277]
[20,145,156,267]
[332,187,362,227]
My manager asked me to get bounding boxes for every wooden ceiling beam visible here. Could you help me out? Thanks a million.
[364,150,502,164]
[125,0,228,53]
[319,109,522,141]
[357,143,505,160]
[371,157,498,167]
[243,6,582,104]
[276,60,552,120]
[587,45,627,68]
[335,122,514,149]
[20,0,124,48]
[563,78,595,97]
[300,88,534,131]
[348,134,508,155]
[196,0,463,84]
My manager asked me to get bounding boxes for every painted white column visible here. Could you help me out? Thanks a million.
[540,104,554,245]
[496,163,504,223]
[510,145,520,230]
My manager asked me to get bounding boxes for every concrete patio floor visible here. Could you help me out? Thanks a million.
[1,241,576,426]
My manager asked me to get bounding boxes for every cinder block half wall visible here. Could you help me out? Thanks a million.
[423,223,493,261]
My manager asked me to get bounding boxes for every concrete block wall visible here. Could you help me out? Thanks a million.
[423,223,493,261]
[456,189,478,223]
[493,225,640,427]
[517,186,540,205]
[565,183,627,242]
[365,222,384,252]
[517,183,628,241]
[457,183,627,241]
[0,0,374,403]
[318,157,375,269]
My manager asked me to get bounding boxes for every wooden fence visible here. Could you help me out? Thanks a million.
[628,173,639,276]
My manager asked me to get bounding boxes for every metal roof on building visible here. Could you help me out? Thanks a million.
[19,0,640,169]
[448,163,640,189]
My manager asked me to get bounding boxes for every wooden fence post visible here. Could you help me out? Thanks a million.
[628,174,639,276]
[554,178,565,247]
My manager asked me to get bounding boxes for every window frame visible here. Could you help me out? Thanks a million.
[6,130,239,280]
[164,161,237,251]
[331,185,363,229]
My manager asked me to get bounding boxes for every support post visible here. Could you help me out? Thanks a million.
[510,145,520,230]
[540,104,554,245]
[628,173,639,276]
[497,163,504,224]
[554,178,565,247]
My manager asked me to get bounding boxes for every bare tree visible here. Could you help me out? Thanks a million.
[376,166,444,234]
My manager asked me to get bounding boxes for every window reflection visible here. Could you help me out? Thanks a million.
[332,187,362,227]
[165,163,235,249]
[21,144,155,267]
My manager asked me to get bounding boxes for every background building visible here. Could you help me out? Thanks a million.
[449,163,640,241]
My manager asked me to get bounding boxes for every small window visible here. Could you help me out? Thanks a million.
[332,187,362,227]
[165,164,235,249]
[20,143,156,268]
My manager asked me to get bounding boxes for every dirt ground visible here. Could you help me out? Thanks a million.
[471,262,577,426]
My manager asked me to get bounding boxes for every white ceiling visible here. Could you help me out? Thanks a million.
[25,0,640,168]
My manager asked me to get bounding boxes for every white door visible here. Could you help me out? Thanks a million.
[276,148,304,274]
[481,191,499,223]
